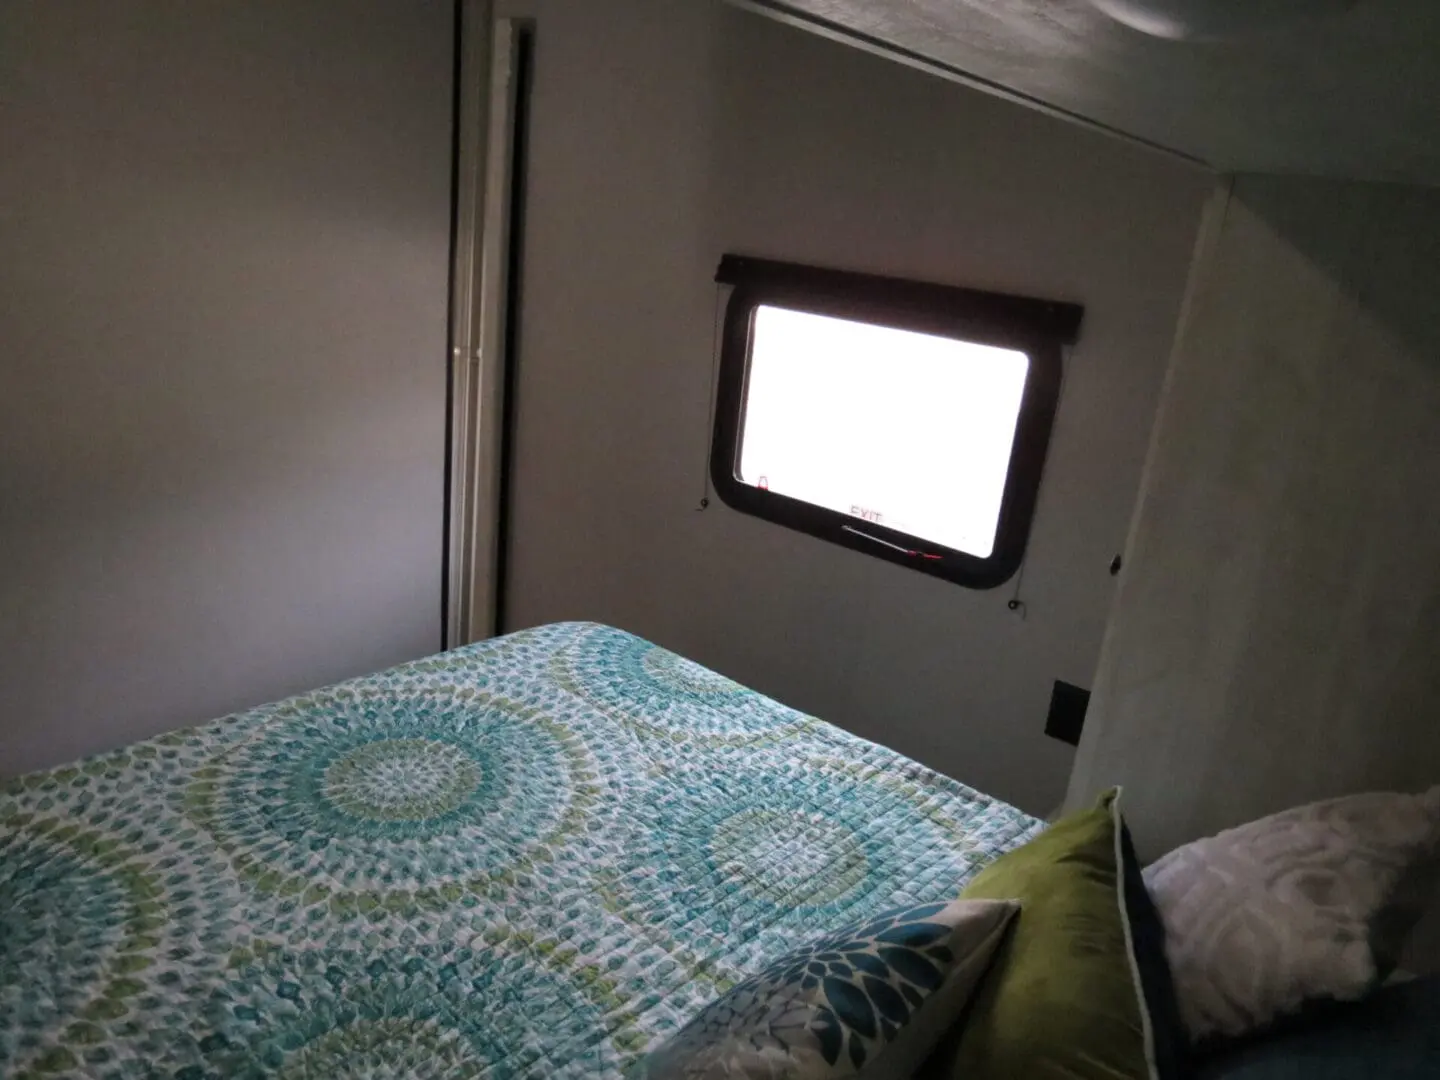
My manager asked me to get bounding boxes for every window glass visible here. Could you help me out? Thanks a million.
[737,305,1030,559]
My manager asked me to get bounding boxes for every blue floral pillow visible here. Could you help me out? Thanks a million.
[641,897,1018,1079]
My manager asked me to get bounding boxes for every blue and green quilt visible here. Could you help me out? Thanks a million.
[0,622,1042,1078]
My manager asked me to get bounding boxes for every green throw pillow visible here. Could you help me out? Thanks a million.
[926,789,1185,1080]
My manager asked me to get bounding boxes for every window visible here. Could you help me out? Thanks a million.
[710,256,1082,589]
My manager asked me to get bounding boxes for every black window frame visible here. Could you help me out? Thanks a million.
[709,255,1083,590]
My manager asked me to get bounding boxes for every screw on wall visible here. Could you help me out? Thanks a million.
[1007,559,1028,619]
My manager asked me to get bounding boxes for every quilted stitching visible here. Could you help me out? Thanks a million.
[0,622,1042,1078]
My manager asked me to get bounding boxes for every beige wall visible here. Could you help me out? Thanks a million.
[493,0,1210,813]
[0,2,454,773]
[1068,177,1440,859]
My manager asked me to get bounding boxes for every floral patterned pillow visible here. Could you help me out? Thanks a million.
[641,897,1018,1079]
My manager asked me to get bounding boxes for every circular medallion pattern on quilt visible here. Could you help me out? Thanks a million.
[0,819,168,1068]
[612,761,958,950]
[322,737,483,827]
[197,943,624,1079]
[553,625,812,743]
[187,688,598,898]
[707,807,872,908]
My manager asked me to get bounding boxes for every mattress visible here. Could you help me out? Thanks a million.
[0,621,1043,1078]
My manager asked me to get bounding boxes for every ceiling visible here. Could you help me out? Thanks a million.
[731,0,1440,186]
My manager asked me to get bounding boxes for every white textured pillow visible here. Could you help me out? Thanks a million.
[1144,786,1440,1045]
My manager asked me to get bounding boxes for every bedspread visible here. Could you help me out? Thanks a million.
[0,622,1042,1078]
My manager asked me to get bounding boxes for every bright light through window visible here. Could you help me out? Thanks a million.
[737,306,1030,559]
[710,255,1079,588]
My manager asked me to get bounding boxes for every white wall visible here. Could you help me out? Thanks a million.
[1068,176,1440,858]
[493,0,1210,813]
[0,2,454,774]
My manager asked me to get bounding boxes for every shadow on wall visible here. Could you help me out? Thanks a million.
[1066,174,1440,967]
[1068,173,1440,856]
[1240,180,1440,367]
[0,0,452,774]
[1225,179,1440,804]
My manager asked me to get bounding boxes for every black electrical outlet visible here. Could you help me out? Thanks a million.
[1045,680,1091,746]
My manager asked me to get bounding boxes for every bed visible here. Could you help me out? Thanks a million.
[0,621,1043,1078]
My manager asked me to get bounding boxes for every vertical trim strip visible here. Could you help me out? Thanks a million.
[444,0,494,649]
[491,26,533,637]
[446,13,526,647]
[462,18,525,644]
